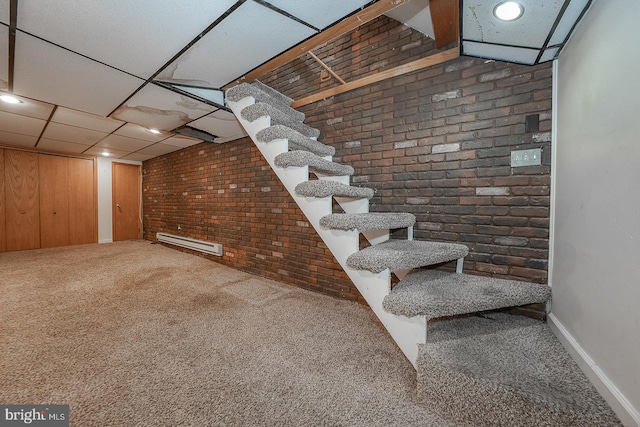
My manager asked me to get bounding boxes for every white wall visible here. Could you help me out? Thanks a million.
[97,157,142,243]
[550,0,640,425]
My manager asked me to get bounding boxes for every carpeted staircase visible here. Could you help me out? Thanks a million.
[226,81,620,426]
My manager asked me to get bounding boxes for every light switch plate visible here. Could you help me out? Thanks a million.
[511,148,541,167]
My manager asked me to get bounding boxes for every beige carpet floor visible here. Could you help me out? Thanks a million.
[0,241,453,426]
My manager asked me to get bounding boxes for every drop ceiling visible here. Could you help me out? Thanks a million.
[0,0,382,161]
[0,0,593,161]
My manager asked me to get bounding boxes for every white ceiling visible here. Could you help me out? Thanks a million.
[0,0,381,161]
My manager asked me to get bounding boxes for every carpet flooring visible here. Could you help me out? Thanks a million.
[0,241,452,426]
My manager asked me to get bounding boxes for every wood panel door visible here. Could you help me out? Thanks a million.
[112,162,141,241]
[0,149,5,252]
[39,155,70,248]
[68,157,96,245]
[5,150,40,251]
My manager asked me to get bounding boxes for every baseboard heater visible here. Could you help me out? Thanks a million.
[156,232,223,256]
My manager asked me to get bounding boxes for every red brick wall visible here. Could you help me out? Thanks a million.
[143,141,358,302]
[143,15,552,307]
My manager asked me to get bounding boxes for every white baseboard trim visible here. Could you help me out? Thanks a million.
[98,239,113,244]
[548,313,640,427]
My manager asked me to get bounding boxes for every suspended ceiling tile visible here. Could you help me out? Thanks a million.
[189,109,246,140]
[548,0,590,46]
[37,139,93,154]
[539,47,560,63]
[111,84,216,132]
[114,123,169,142]
[16,0,238,79]
[95,134,154,152]
[0,92,55,119]
[265,0,370,30]
[121,152,156,162]
[462,40,539,65]
[13,32,144,116]
[161,135,203,148]
[41,122,108,145]
[0,111,46,136]
[158,1,316,88]
[0,5,7,24]
[0,130,38,147]
[463,0,564,49]
[155,84,225,106]
[136,142,182,157]
[84,146,130,158]
[0,26,7,90]
[51,107,124,133]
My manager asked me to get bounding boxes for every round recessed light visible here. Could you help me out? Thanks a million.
[0,94,23,104]
[494,1,524,21]
[148,128,161,135]
[102,151,111,157]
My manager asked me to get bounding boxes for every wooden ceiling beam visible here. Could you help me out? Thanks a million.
[225,0,413,88]
[430,0,460,48]
[291,47,459,108]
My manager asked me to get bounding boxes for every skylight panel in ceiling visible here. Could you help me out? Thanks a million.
[13,33,144,116]
[157,0,316,88]
[264,0,373,30]
[16,0,238,79]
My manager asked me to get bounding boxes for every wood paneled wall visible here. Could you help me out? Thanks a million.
[1,147,97,252]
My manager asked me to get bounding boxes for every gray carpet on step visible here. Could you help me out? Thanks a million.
[383,269,551,319]
[320,212,416,232]
[241,103,320,138]
[226,83,305,122]
[251,80,293,106]
[417,313,621,426]
[347,239,468,273]
[257,125,335,156]
[295,180,374,199]
[275,151,353,176]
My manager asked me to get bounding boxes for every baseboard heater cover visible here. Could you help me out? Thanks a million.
[156,233,223,256]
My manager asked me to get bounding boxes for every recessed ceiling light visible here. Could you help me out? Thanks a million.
[494,1,524,21]
[0,94,23,104]
[148,128,161,135]
[102,151,111,157]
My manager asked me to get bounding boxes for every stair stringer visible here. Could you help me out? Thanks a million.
[228,96,427,368]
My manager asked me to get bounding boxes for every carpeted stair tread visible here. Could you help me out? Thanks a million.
[417,313,621,426]
[295,180,374,199]
[320,213,415,232]
[241,103,320,139]
[347,240,469,274]
[382,270,551,319]
[275,151,353,176]
[226,83,305,122]
[257,125,335,156]
[251,80,293,106]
